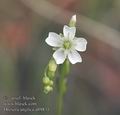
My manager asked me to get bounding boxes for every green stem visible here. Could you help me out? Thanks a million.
[57,59,70,115]
[57,74,65,115]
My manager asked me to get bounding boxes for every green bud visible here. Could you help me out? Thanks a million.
[47,59,57,78]
[48,59,57,72]
[43,77,54,86]
[44,86,53,94]
[49,80,53,86]
[42,59,57,94]
[47,71,55,78]
[43,77,50,85]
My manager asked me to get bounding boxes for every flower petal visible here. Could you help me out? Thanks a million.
[63,25,76,39]
[45,32,62,47]
[74,37,87,52]
[53,48,66,64]
[68,50,82,64]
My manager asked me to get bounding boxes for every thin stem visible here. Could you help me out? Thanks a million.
[57,74,65,115]
[57,59,70,115]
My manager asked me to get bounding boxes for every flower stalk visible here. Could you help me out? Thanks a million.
[57,59,69,115]
[42,14,87,115]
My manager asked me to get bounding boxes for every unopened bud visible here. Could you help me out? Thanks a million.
[43,77,50,85]
[48,59,57,72]
[47,71,55,78]
[69,14,76,27]
[49,80,53,86]
[44,86,53,94]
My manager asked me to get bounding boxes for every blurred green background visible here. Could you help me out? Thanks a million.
[0,0,120,115]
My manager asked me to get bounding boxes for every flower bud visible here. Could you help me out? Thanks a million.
[47,71,55,78]
[47,59,57,78]
[44,86,53,94]
[48,59,57,72]
[43,77,50,85]
[69,15,76,27]
[49,80,53,86]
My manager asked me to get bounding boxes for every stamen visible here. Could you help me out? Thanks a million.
[63,40,71,49]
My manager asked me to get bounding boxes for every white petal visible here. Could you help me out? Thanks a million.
[74,37,87,52]
[68,50,82,64]
[53,48,66,64]
[45,32,62,47]
[63,25,76,39]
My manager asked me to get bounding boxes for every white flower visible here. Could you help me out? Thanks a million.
[45,25,87,64]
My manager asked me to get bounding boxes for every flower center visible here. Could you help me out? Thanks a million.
[63,40,72,49]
